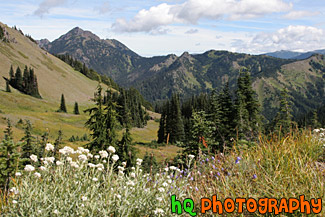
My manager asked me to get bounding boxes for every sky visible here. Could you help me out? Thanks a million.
[1,0,325,57]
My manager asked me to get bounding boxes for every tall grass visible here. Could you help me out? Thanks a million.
[1,129,324,216]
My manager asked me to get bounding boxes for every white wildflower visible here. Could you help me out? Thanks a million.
[56,161,64,166]
[116,194,121,199]
[118,170,124,176]
[108,146,116,153]
[126,180,135,186]
[66,157,72,163]
[154,208,164,214]
[45,143,54,151]
[164,167,169,172]
[59,146,74,155]
[96,163,104,169]
[162,182,168,187]
[122,162,127,167]
[88,163,96,168]
[130,172,136,178]
[81,196,87,201]
[157,197,163,202]
[103,160,107,163]
[136,158,143,165]
[70,162,79,169]
[13,200,18,204]
[169,166,177,170]
[112,154,119,162]
[118,166,125,171]
[92,177,98,182]
[39,166,46,171]
[188,154,195,159]
[44,157,55,164]
[99,150,108,158]
[53,210,59,214]
[30,154,38,162]
[131,167,135,170]
[9,187,19,195]
[24,165,35,172]
[94,155,100,159]
[15,172,22,177]
[98,167,103,171]
[87,153,93,158]
[34,172,41,178]
[158,187,165,192]
[78,154,88,162]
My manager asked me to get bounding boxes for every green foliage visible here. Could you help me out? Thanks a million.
[142,152,158,173]
[5,65,41,98]
[74,102,80,115]
[58,94,67,113]
[20,120,35,166]
[274,88,293,134]
[85,84,118,152]
[0,120,20,191]
[117,125,136,168]
[5,80,11,93]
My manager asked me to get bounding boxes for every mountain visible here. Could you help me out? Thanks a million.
[264,49,325,60]
[40,27,325,121]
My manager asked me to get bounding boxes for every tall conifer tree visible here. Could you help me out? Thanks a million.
[59,94,67,113]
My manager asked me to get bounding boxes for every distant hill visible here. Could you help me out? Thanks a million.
[264,49,325,60]
[39,27,325,122]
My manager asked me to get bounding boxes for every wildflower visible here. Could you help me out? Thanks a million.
[13,200,18,204]
[154,208,164,214]
[59,146,74,155]
[81,196,87,201]
[70,162,79,169]
[88,163,96,168]
[130,172,136,178]
[211,156,215,160]
[9,187,19,195]
[235,156,241,164]
[78,154,88,162]
[15,172,22,177]
[188,154,195,159]
[127,180,135,186]
[136,158,143,165]
[195,187,199,191]
[253,174,257,179]
[94,155,100,159]
[53,210,59,214]
[116,194,121,199]
[108,146,116,153]
[56,161,64,166]
[169,166,177,170]
[164,167,169,172]
[119,170,124,175]
[162,182,168,187]
[39,166,46,171]
[87,153,93,158]
[112,154,119,162]
[24,165,35,172]
[118,166,125,171]
[103,160,107,163]
[206,158,209,162]
[131,167,135,170]
[98,167,103,171]
[99,150,108,158]
[314,129,320,133]
[217,172,220,176]
[158,187,165,192]
[34,172,41,178]
[44,157,55,164]
[157,197,163,202]
[66,157,73,163]
[45,143,54,151]
[122,162,127,167]
[30,154,38,162]
[96,163,104,169]
[92,177,98,182]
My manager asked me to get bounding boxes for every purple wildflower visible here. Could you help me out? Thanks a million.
[253,174,257,179]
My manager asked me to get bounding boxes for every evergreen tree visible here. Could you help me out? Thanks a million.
[85,84,105,152]
[54,130,63,161]
[59,94,67,113]
[235,68,260,140]
[167,94,185,143]
[184,111,213,156]
[157,106,167,143]
[15,66,23,91]
[275,88,293,134]
[9,65,14,81]
[23,65,30,94]
[21,120,34,165]
[74,102,80,115]
[0,119,20,191]
[311,110,321,129]
[103,89,118,149]
[117,124,135,168]
[5,80,11,92]
[142,152,158,173]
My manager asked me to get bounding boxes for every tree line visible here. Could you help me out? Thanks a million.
[3,65,41,98]
[157,68,294,156]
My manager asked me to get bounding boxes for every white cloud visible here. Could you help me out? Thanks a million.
[112,0,292,33]
[283,10,320,20]
[185,29,198,34]
[34,0,68,17]
[236,25,325,53]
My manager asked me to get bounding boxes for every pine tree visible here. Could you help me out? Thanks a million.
[142,152,158,173]
[54,130,63,161]
[23,65,30,94]
[21,120,34,166]
[157,106,167,143]
[0,119,20,190]
[59,94,67,113]
[103,89,118,149]
[311,110,321,129]
[117,124,135,168]
[5,80,11,92]
[275,88,293,134]
[9,65,14,81]
[15,66,23,91]
[85,84,105,151]
[74,102,80,115]
[168,94,185,143]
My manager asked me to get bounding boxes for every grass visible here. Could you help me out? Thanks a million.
[1,128,323,216]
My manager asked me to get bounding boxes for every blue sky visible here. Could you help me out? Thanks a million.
[1,0,325,56]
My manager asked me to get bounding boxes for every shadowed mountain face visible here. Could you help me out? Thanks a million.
[264,49,325,60]
[40,27,325,121]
